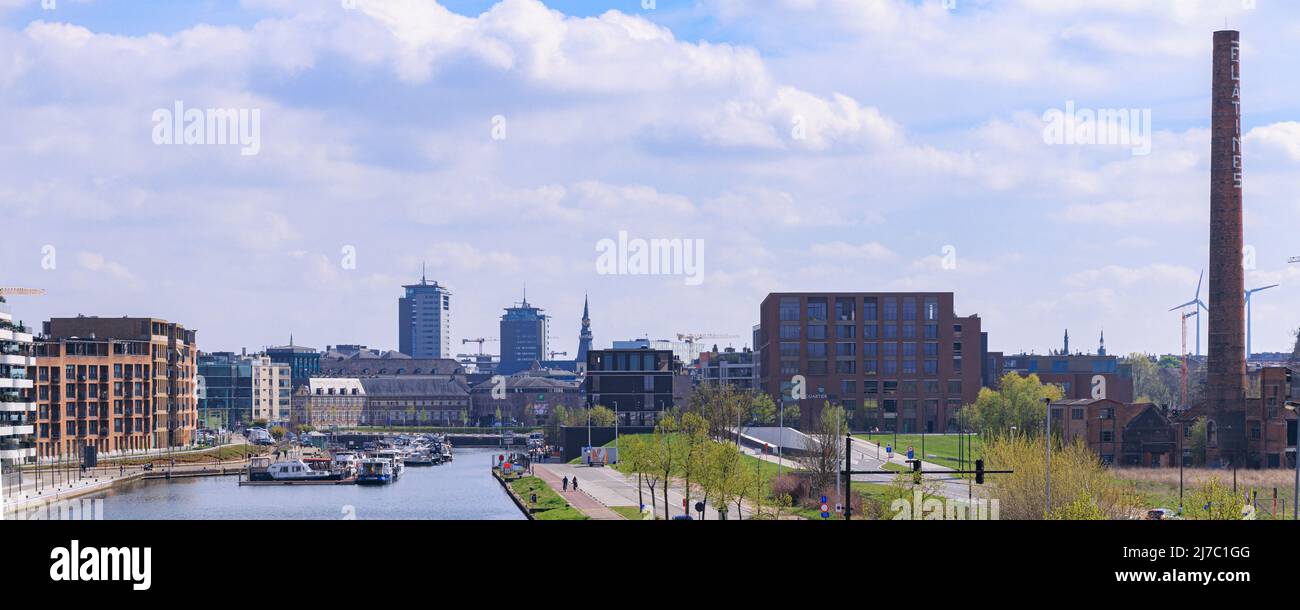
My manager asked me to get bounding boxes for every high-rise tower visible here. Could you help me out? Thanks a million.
[1206,30,1247,462]
[399,265,452,359]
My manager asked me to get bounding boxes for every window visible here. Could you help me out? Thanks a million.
[841,380,857,395]
[883,299,898,322]
[883,325,898,339]
[863,343,878,358]
[807,325,827,340]
[863,299,878,321]
[806,299,828,321]
[836,361,857,374]
[835,298,856,322]
[836,343,856,357]
[779,298,800,321]
[808,343,827,358]
[863,325,878,340]
[779,325,800,339]
[902,297,917,321]
[1072,408,1084,420]
[835,325,856,339]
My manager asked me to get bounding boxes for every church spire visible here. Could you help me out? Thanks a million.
[576,294,593,368]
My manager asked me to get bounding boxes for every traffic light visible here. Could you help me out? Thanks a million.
[975,458,985,485]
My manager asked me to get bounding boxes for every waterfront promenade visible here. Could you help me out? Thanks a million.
[533,463,759,520]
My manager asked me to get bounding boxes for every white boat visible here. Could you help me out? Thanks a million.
[375,449,405,479]
[267,459,335,482]
[331,451,361,478]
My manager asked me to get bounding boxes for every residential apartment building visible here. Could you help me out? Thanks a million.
[693,347,758,390]
[399,272,452,359]
[251,354,291,426]
[291,378,365,430]
[41,317,198,449]
[757,292,983,433]
[31,337,154,457]
[0,298,36,473]
[995,349,1135,403]
[584,347,678,426]
[197,352,251,430]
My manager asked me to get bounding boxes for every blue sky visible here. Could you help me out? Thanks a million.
[2,0,1299,359]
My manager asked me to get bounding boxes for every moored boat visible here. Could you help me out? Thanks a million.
[356,458,394,485]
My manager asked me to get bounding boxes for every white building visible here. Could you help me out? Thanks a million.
[0,297,37,477]
[251,354,291,425]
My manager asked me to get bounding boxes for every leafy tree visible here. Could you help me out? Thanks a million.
[1188,417,1208,467]
[750,392,778,426]
[1184,477,1245,520]
[649,415,680,519]
[700,441,745,519]
[983,434,1140,520]
[269,425,286,440]
[588,405,617,427]
[798,402,847,493]
[620,435,652,512]
[968,373,1064,438]
[687,382,748,443]
[1125,353,1174,407]
[677,411,711,515]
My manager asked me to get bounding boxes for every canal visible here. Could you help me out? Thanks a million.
[86,447,524,520]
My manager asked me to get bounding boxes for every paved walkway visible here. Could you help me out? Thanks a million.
[536,463,757,520]
[532,464,623,520]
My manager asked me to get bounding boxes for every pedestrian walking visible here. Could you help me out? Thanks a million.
[562,475,569,492]
[572,476,579,491]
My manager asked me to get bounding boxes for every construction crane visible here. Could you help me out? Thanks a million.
[0,287,46,298]
[676,333,739,345]
[461,337,497,356]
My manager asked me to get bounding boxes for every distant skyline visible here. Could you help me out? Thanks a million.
[3,0,1299,358]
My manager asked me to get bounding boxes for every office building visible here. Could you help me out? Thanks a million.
[398,269,452,359]
[499,296,548,371]
[266,338,320,389]
[359,377,471,427]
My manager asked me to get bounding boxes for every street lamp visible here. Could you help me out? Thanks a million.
[1285,401,1300,520]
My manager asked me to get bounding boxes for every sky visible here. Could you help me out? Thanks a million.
[1,0,1298,359]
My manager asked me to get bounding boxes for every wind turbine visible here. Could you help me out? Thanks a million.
[1244,284,1279,359]
[1169,269,1209,358]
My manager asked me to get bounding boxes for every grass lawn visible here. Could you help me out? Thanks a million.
[853,433,983,471]
[510,476,589,520]
[610,506,649,520]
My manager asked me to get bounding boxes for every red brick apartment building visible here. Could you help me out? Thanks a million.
[30,317,198,458]
[757,292,982,432]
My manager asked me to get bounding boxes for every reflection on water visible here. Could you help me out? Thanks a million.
[88,447,523,520]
